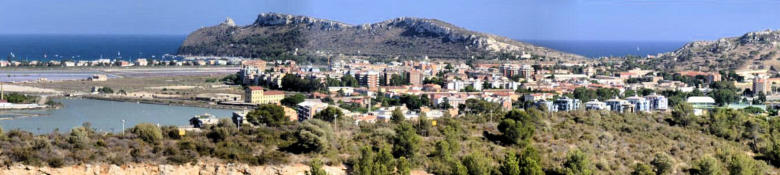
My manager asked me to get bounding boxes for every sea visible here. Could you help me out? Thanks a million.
[0,98,235,134]
[522,40,687,58]
[0,35,688,60]
[0,34,185,61]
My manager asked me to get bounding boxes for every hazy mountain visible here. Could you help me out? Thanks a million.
[661,29,780,71]
[178,13,584,60]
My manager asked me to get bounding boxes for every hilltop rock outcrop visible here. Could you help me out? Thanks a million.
[178,13,583,60]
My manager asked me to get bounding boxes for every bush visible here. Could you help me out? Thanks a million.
[68,127,90,149]
[132,123,163,144]
[306,158,327,175]
[47,157,65,168]
[631,163,655,175]
[561,149,593,175]
[691,156,721,175]
[462,153,491,175]
[289,119,333,153]
[650,153,673,175]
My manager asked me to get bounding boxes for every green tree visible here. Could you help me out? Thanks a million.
[393,122,421,159]
[561,150,592,175]
[341,74,359,87]
[391,107,405,123]
[306,158,328,175]
[500,152,521,175]
[132,123,162,144]
[498,110,536,146]
[650,153,673,175]
[281,93,305,107]
[314,106,344,122]
[671,103,695,126]
[247,104,288,127]
[416,112,432,136]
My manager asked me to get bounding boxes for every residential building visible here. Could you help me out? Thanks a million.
[359,71,380,91]
[296,99,329,121]
[645,94,669,111]
[626,95,651,112]
[585,99,608,110]
[407,70,423,86]
[554,97,580,111]
[245,86,284,104]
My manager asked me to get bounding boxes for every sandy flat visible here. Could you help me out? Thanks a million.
[2,84,62,94]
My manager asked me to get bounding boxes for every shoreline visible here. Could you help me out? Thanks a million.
[78,95,251,110]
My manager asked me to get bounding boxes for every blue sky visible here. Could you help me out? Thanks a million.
[1,0,779,41]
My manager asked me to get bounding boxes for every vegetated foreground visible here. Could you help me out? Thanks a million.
[0,106,778,174]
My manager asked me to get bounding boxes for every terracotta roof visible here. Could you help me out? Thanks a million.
[248,86,264,90]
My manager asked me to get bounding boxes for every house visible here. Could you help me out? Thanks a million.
[87,74,108,81]
[585,99,608,110]
[687,96,716,116]
[190,113,219,128]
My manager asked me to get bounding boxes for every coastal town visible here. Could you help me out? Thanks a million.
[4,2,780,174]
[185,55,777,128]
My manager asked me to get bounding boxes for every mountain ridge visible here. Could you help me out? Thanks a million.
[659,29,780,71]
[177,12,584,60]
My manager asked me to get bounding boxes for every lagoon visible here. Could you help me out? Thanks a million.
[0,98,234,134]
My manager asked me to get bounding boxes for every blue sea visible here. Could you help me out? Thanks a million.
[0,35,687,60]
[0,34,185,61]
[522,40,687,58]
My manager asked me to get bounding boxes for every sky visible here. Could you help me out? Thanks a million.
[1,0,780,41]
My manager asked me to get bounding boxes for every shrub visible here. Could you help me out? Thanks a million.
[562,149,593,175]
[462,153,491,175]
[68,127,90,149]
[47,156,65,168]
[306,158,327,175]
[650,153,673,175]
[691,156,721,175]
[631,163,655,175]
[132,123,163,144]
[289,119,333,153]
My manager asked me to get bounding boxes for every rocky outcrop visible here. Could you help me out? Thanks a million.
[660,29,780,71]
[178,12,583,60]
[2,162,434,175]
[1,162,348,175]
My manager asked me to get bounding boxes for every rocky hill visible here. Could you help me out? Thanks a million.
[660,29,780,71]
[178,13,584,60]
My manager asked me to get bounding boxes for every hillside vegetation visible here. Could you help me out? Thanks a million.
[1,103,779,174]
